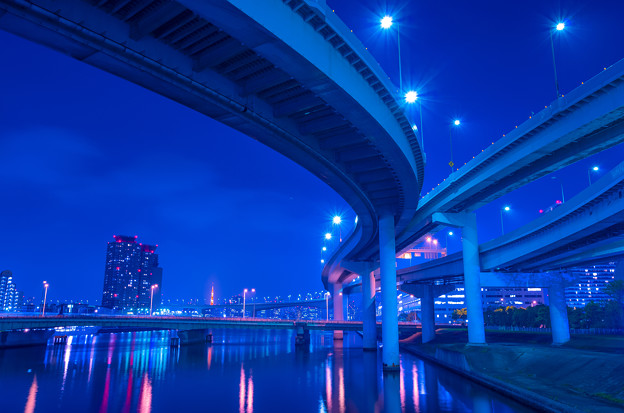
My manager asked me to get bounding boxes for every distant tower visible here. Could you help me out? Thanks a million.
[210,284,215,306]
[102,235,163,313]
[0,270,19,312]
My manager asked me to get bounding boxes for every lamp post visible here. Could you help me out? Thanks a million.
[380,15,402,92]
[150,284,158,316]
[446,231,453,249]
[449,120,460,173]
[242,288,255,318]
[500,206,510,235]
[405,91,424,152]
[325,292,330,321]
[551,176,565,203]
[588,166,599,185]
[332,215,342,242]
[42,281,49,317]
[550,22,565,99]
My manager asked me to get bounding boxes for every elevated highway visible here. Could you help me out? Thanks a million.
[0,0,423,369]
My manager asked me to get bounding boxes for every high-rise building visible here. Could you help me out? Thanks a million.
[101,235,163,313]
[0,270,19,312]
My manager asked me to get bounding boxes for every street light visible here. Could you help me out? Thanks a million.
[325,232,332,240]
[550,22,565,99]
[325,292,331,321]
[150,284,158,316]
[380,14,402,92]
[405,90,425,153]
[332,215,342,242]
[42,281,49,317]
[243,288,255,318]
[551,176,565,203]
[449,120,460,173]
[500,206,510,235]
[588,166,599,185]
[446,231,454,249]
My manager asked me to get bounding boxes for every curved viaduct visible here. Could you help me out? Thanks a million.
[0,0,423,369]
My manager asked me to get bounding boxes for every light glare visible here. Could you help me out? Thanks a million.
[380,15,393,29]
[504,206,510,211]
[404,90,418,104]
[332,215,342,225]
[592,166,599,171]
[325,233,332,240]
[556,22,565,31]
[454,119,460,126]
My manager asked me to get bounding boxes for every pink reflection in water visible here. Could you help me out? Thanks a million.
[24,375,38,413]
[240,366,246,413]
[325,360,332,412]
[138,373,152,413]
[247,371,254,413]
[338,366,345,413]
[239,366,254,413]
[412,364,419,412]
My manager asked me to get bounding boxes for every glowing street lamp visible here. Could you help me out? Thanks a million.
[449,120,460,173]
[42,281,49,317]
[550,21,566,99]
[588,166,599,185]
[325,292,331,321]
[150,284,158,316]
[405,90,425,152]
[380,14,403,91]
[325,232,332,241]
[446,231,454,249]
[500,206,511,235]
[243,288,255,318]
[332,215,343,242]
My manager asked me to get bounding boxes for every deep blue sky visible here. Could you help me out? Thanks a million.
[1,0,623,303]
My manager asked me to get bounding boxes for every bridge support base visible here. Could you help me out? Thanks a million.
[178,329,211,345]
[421,285,436,343]
[362,265,377,350]
[549,280,570,345]
[379,212,399,371]
[333,283,344,340]
[462,213,486,345]
[295,323,310,346]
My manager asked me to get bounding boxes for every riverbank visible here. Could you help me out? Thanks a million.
[400,329,624,413]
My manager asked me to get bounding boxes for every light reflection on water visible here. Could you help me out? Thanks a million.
[0,330,534,412]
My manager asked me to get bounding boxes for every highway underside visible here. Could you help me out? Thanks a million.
[401,330,624,413]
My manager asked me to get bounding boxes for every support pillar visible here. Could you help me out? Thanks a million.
[548,280,570,345]
[421,285,435,343]
[333,283,344,340]
[462,213,486,345]
[379,212,399,371]
[362,268,377,350]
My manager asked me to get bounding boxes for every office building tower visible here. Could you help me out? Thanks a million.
[0,270,19,312]
[101,235,163,313]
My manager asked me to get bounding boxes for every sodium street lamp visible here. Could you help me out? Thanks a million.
[242,288,255,318]
[380,15,402,91]
[449,120,460,173]
[42,281,49,317]
[588,166,599,185]
[550,22,565,99]
[150,284,158,316]
[500,206,511,235]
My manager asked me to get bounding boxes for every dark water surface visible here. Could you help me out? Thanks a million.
[0,329,534,412]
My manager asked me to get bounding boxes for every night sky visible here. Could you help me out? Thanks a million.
[1,0,623,304]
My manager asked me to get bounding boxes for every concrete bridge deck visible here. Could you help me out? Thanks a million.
[0,315,421,333]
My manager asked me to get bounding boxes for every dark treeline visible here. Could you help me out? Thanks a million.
[451,280,624,329]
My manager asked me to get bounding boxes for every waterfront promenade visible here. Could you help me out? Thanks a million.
[401,329,624,413]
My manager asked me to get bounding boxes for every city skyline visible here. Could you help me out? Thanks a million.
[1,0,624,302]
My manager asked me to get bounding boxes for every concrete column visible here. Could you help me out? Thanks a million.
[421,285,436,343]
[379,212,399,371]
[462,213,486,345]
[333,283,344,340]
[362,268,377,350]
[548,281,570,345]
